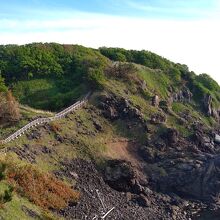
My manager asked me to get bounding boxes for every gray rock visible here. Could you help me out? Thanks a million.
[214,134,220,144]
[152,95,160,107]
[172,87,192,103]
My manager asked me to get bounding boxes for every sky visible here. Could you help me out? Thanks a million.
[0,0,220,83]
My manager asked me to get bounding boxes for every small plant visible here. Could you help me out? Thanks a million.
[50,122,61,133]
[0,163,6,180]
[0,185,14,204]
[3,185,14,202]
[7,164,80,210]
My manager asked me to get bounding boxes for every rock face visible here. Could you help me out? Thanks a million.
[203,94,213,116]
[214,134,220,144]
[141,80,147,90]
[171,87,192,103]
[166,128,179,144]
[157,155,220,205]
[152,95,160,107]
[150,113,166,124]
[99,94,146,126]
[203,94,220,120]
[103,160,136,192]
[191,129,215,153]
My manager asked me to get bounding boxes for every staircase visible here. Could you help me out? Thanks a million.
[0,92,91,144]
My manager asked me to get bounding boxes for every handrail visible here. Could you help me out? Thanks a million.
[0,92,91,144]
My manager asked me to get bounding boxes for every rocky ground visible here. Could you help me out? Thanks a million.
[55,159,200,220]
[5,92,220,220]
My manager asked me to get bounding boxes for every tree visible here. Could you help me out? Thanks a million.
[0,91,20,122]
[6,91,20,122]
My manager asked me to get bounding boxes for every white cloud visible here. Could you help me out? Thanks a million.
[0,13,220,84]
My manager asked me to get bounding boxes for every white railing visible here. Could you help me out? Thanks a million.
[0,92,91,144]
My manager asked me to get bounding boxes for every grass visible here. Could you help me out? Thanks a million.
[12,78,88,111]
[0,194,42,220]
[0,61,219,219]
[137,65,171,99]
[1,153,80,210]
[0,156,62,220]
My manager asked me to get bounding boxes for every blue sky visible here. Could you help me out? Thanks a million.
[0,0,220,83]
[0,0,218,20]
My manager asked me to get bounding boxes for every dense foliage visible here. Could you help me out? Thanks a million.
[99,47,174,71]
[0,43,219,112]
[0,43,108,110]
[99,47,220,107]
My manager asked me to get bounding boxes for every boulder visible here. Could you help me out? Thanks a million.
[93,120,103,131]
[141,80,147,90]
[100,94,146,125]
[152,95,160,107]
[203,94,213,116]
[150,113,166,124]
[166,128,179,144]
[103,159,136,192]
[214,134,220,144]
[26,130,41,140]
[135,194,151,207]
[172,87,192,103]
[203,94,220,120]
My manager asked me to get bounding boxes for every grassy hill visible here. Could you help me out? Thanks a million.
[0,43,220,219]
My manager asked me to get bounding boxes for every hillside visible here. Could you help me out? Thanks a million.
[0,43,220,219]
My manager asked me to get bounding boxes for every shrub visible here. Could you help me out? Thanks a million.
[50,122,61,133]
[7,165,80,210]
[0,91,21,122]
[0,185,14,204]
[3,185,13,202]
[0,155,80,210]
[87,67,105,88]
[0,163,6,180]
[105,62,137,79]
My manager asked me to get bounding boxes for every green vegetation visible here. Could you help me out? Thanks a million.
[0,43,109,110]
[0,43,219,112]
[100,47,220,108]
[0,153,78,219]
[0,43,220,218]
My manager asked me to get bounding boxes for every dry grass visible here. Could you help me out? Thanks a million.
[50,122,61,133]
[1,154,80,210]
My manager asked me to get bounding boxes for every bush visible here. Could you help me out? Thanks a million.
[0,155,80,210]
[50,122,61,133]
[3,185,13,202]
[105,62,137,79]
[0,185,14,204]
[0,163,6,180]
[0,75,7,93]
[7,165,80,210]
[87,67,105,88]
[0,91,21,122]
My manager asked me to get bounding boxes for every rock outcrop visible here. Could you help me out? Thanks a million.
[152,95,160,107]
[103,160,136,192]
[157,155,220,206]
[150,113,166,124]
[171,87,193,103]
[203,94,213,116]
[203,94,220,120]
[99,94,146,126]
[214,134,220,144]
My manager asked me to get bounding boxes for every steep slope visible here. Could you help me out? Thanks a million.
[0,44,220,219]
